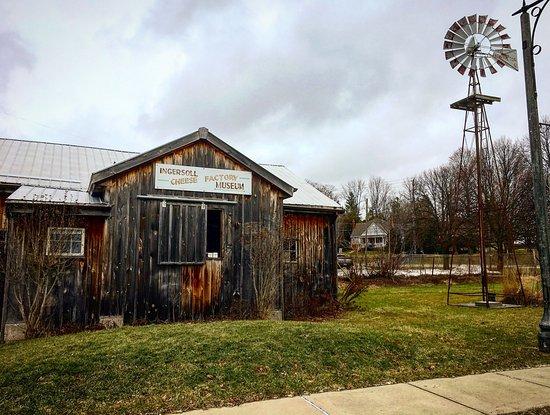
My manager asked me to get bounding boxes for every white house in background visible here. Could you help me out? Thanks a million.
[351,219,389,250]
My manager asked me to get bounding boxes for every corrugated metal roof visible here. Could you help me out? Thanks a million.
[7,185,106,206]
[0,138,342,211]
[261,164,343,211]
[0,138,137,190]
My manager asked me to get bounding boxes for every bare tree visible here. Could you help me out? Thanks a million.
[307,180,339,202]
[400,177,423,252]
[539,115,550,171]
[368,176,392,218]
[485,137,534,270]
[246,222,282,319]
[417,165,454,261]
[338,179,367,249]
[341,179,367,213]
[3,203,79,337]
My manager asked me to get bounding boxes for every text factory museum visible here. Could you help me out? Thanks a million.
[0,128,342,339]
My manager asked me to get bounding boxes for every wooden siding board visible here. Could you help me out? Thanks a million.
[282,212,338,317]
[0,195,7,230]
[84,140,340,324]
[100,141,285,321]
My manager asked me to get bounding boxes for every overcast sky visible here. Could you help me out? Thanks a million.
[1,0,549,189]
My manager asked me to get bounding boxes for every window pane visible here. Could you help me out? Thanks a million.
[284,238,297,262]
[71,241,82,253]
[48,228,84,255]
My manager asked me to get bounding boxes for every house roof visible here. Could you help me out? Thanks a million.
[89,128,294,197]
[0,138,137,191]
[7,185,106,206]
[261,164,343,212]
[0,130,341,212]
[351,219,389,238]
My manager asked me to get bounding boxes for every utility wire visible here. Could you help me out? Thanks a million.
[0,108,94,143]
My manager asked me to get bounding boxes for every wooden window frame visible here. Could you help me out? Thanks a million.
[284,238,298,263]
[46,227,85,257]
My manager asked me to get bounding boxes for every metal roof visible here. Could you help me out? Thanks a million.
[89,128,294,197]
[0,138,137,191]
[0,138,343,212]
[261,164,343,211]
[7,185,106,206]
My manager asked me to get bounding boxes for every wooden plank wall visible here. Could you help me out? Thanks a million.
[0,195,6,329]
[100,141,285,322]
[283,212,338,317]
[0,195,6,230]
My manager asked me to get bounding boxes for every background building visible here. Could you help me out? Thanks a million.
[351,219,389,250]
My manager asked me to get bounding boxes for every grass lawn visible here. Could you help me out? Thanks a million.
[1,283,549,415]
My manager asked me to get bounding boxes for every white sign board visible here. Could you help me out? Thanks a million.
[154,163,252,195]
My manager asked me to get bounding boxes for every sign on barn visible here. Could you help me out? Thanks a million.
[154,163,252,195]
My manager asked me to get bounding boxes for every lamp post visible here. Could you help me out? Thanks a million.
[513,0,550,352]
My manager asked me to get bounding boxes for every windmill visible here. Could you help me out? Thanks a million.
[443,15,520,307]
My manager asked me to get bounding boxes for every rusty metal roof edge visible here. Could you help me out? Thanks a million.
[6,185,109,207]
[284,204,344,214]
[6,199,110,208]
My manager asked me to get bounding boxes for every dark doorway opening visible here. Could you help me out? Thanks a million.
[206,209,222,258]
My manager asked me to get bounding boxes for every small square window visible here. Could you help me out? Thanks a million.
[47,227,85,256]
[284,238,298,263]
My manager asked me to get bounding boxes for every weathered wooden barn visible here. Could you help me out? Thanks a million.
[0,128,342,340]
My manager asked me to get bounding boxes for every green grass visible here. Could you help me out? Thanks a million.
[1,283,548,415]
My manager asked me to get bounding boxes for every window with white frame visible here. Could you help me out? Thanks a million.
[283,238,298,263]
[47,227,85,256]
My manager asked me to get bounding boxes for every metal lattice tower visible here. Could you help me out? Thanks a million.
[443,15,519,306]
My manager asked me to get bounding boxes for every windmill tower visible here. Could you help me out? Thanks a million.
[443,15,519,306]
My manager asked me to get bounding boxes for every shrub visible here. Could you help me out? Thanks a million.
[501,268,542,306]
[368,251,404,280]
[339,254,371,307]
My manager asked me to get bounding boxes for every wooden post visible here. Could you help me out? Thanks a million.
[0,219,10,343]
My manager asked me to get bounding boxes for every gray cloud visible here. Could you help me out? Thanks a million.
[1,0,549,191]
[141,1,393,140]
[0,31,34,95]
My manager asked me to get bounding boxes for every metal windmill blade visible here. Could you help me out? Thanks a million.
[444,15,518,75]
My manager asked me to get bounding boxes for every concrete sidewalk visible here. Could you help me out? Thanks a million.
[176,366,550,415]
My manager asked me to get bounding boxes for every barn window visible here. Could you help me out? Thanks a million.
[158,203,206,264]
[283,238,298,262]
[46,227,85,256]
[206,209,222,259]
